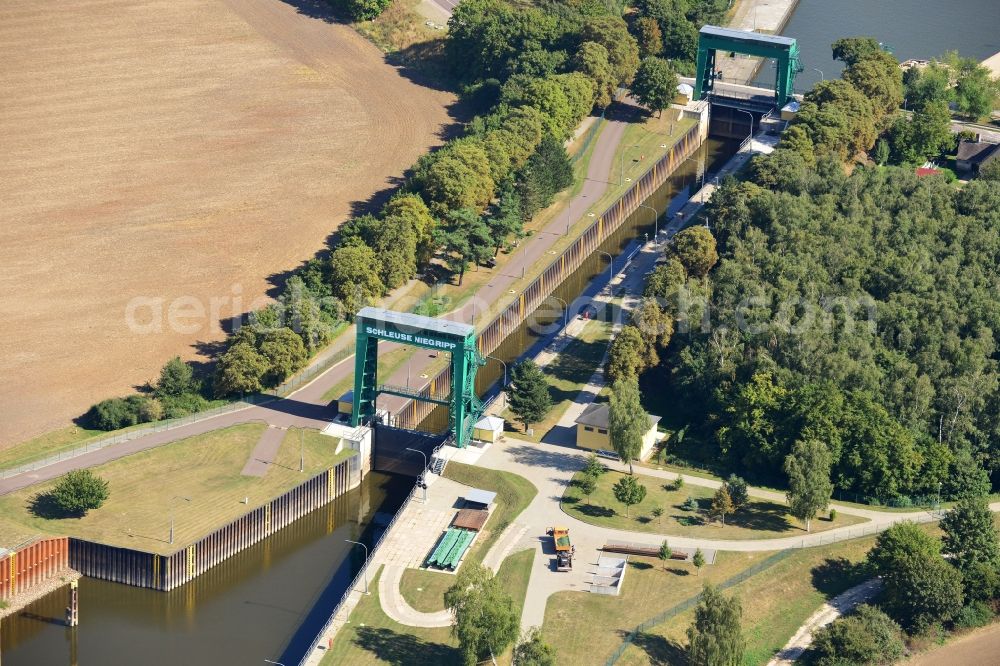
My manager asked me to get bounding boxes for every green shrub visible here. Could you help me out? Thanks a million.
[830,508,838,521]
[159,393,210,419]
[48,470,110,517]
[86,397,139,430]
[953,601,993,628]
[682,496,698,511]
[811,604,904,666]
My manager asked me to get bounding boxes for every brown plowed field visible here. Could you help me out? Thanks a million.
[0,0,454,446]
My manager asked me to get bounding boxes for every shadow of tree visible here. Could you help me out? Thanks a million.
[631,561,654,571]
[726,501,793,532]
[811,557,870,597]
[576,504,616,518]
[628,631,688,665]
[506,444,585,471]
[666,567,691,576]
[353,626,460,665]
[29,492,76,519]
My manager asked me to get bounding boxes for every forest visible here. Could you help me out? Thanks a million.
[636,42,1000,502]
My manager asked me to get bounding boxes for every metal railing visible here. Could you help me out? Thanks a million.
[605,550,794,665]
[299,471,423,664]
[0,341,358,480]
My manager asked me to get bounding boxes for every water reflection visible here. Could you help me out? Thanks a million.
[0,472,409,666]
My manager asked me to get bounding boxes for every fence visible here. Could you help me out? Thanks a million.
[391,121,705,431]
[0,340,358,481]
[605,549,795,665]
[299,472,421,664]
[0,536,70,600]
[68,454,359,591]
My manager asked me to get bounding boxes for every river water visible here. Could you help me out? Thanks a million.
[751,0,1000,91]
[0,472,410,665]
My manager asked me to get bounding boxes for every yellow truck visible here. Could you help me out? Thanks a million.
[547,526,574,571]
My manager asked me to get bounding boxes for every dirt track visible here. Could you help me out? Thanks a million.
[0,0,454,445]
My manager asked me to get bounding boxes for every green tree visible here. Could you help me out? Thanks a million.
[724,475,749,512]
[583,453,605,478]
[445,564,520,665]
[48,470,110,517]
[513,628,556,666]
[873,137,890,165]
[573,41,616,108]
[671,226,718,278]
[609,376,647,474]
[652,504,664,526]
[784,439,833,532]
[709,485,734,526]
[578,474,597,506]
[633,16,663,59]
[328,245,385,316]
[981,158,1000,182]
[155,357,197,398]
[692,548,705,576]
[944,446,991,500]
[258,328,308,385]
[687,584,744,666]
[658,539,671,569]
[340,0,390,20]
[214,342,268,396]
[941,495,1000,601]
[867,522,942,574]
[420,138,496,213]
[951,55,1000,120]
[580,15,640,85]
[517,134,574,219]
[86,397,141,431]
[904,60,952,111]
[811,604,905,666]
[438,208,494,286]
[606,325,658,384]
[831,37,883,66]
[382,193,438,267]
[631,56,677,117]
[612,474,647,517]
[508,360,552,431]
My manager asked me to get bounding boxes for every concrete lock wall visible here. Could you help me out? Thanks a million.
[0,536,70,600]
[68,454,360,592]
[392,123,704,432]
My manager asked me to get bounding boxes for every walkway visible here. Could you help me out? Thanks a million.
[240,425,285,477]
[766,578,883,666]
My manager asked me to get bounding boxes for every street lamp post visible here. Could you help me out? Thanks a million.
[637,203,659,238]
[264,660,286,665]
[299,427,304,473]
[169,495,191,545]
[620,144,642,186]
[548,296,569,331]
[812,67,824,81]
[345,539,370,594]
[405,448,428,501]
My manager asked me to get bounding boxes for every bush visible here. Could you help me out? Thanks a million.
[85,397,140,430]
[953,601,993,629]
[683,496,699,511]
[46,470,110,517]
[829,508,838,521]
[159,393,210,419]
[811,604,904,666]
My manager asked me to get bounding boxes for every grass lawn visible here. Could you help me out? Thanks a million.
[0,424,355,553]
[501,315,613,443]
[544,551,772,665]
[0,425,105,470]
[561,470,867,540]
[324,549,535,666]
[614,523,952,666]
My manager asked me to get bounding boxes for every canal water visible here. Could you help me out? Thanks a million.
[752,0,1000,92]
[0,135,738,666]
[0,472,411,665]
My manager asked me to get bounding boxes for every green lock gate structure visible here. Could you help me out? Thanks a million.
[694,25,800,107]
[352,307,484,449]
